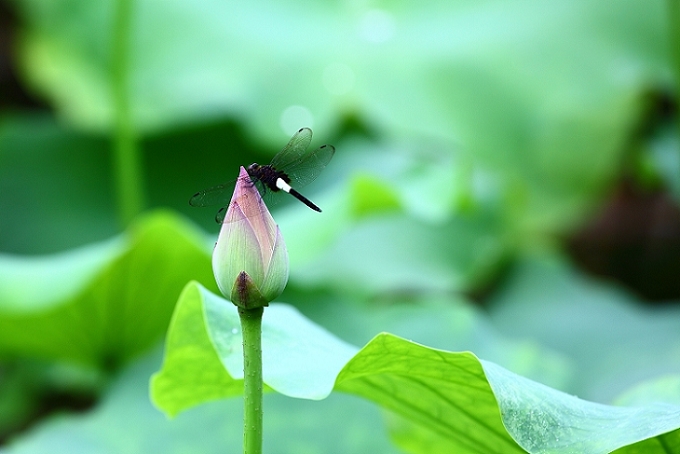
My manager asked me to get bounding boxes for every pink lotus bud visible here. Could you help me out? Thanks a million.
[212,167,289,308]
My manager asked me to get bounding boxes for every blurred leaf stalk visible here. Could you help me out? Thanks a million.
[112,0,144,225]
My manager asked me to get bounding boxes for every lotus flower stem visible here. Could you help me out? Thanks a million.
[239,306,264,454]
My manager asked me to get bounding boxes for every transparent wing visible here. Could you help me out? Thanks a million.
[190,176,277,223]
[189,174,257,207]
[215,206,228,223]
[269,127,313,171]
[189,183,232,207]
[280,144,336,188]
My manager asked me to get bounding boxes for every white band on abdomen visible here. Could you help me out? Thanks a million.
[276,178,292,193]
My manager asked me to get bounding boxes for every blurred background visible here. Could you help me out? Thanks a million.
[1,0,679,452]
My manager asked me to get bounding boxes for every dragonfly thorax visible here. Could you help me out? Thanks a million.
[246,163,290,192]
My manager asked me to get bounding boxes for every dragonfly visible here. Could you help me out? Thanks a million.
[190,127,335,222]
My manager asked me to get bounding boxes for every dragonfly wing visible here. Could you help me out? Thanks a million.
[215,206,228,223]
[269,128,313,170]
[189,183,233,207]
[281,144,336,188]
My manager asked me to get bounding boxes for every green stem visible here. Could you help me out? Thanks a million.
[238,306,264,454]
[670,0,680,139]
[112,0,144,225]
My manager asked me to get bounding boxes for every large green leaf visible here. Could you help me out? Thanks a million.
[151,282,680,453]
[482,360,680,453]
[0,211,215,368]
[287,288,572,394]
[150,281,359,415]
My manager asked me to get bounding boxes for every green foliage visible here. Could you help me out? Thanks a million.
[2,0,680,452]
[11,0,673,234]
[150,282,358,415]
[151,282,680,453]
[0,212,215,368]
